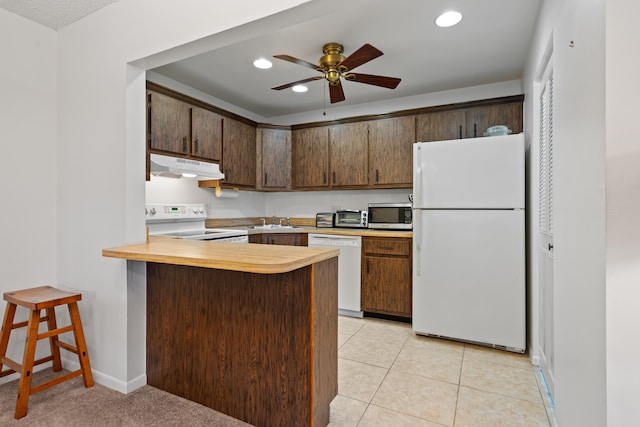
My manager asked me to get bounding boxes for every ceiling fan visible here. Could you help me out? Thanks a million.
[271,42,401,104]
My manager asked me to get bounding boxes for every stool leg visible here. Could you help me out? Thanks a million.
[0,303,17,373]
[68,302,94,387]
[45,307,63,372]
[15,309,41,419]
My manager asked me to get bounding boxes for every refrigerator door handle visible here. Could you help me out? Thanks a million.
[414,144,422,208]
[414,209,422,276]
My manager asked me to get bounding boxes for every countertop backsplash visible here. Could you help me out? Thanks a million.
[146,174,412,219]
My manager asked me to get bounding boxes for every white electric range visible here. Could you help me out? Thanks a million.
[145,203,248,243]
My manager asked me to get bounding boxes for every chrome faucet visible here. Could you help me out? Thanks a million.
[272,215,276,225]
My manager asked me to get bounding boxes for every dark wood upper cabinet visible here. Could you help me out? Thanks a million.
[416,109,466,142]
[292,127,329,189]
[416,99,523,142]
[148,91,222,162]
[258,128,291,190]
[191,106,222,161]
[222,118,256,188]
[329,122,368,187]
[148,91,191,154]
[368,116,415,186]
[147,82,523,192]
[464,102,523,138]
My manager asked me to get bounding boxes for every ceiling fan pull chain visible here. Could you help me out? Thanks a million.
[323,81,327,116]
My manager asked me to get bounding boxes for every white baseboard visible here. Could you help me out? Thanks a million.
[63,358,146,394]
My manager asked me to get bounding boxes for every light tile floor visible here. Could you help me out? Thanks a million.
[330,316,553,427]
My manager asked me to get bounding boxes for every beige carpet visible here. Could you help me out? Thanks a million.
[0,369,253,426]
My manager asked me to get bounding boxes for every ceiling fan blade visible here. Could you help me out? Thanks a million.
[338,44,383,71]
[329,81,346,103]
[348,73,401,89]
[272,76,324,90]
[273,54,323,72]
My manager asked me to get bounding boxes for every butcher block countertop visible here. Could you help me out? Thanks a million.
[102,236,339,274]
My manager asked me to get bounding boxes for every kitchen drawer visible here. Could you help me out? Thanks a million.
[362,237,411,256]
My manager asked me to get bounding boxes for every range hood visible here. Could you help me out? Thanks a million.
[149,153,224,180]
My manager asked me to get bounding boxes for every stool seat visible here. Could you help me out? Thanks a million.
[0,285,94,419]
[4,286,82,311]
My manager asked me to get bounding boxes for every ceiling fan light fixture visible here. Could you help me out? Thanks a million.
[292,85,308,93]
[435,11,462,28]
[253,58,272,69]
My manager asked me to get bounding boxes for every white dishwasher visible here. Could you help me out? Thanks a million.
[308,234,363,318]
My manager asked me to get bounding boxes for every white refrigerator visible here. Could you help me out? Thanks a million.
[412,133,525,352]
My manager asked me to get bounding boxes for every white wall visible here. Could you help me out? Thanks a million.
[0,10,58,382]
[146,176,267,219]
[54,0,325,392]
[523,0,607,426]
[605,0,640,425]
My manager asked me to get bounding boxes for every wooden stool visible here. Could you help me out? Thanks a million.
[0,286,94,419]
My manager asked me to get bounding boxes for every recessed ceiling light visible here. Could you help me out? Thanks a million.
[435,11,462,28]
[292,85,308,93]
[253,58,272,69]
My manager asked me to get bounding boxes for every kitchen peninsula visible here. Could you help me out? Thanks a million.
[103,237,339,427]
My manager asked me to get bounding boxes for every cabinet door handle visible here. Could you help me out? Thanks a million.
[332,171,336,184]
[375,169,379,182]
[323,171,327,184]
[194,138,199,152]
[548,243,554,251]
[264,173,268,185]
[366,259,370,274]
[458,125,462,139]
[474,123,477,138]
[182,137,188,152]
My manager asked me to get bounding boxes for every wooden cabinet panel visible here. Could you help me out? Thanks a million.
[292,127,329,189]
[416,109,465,142]
[329,122,368,187]
[465,102,523,138]
[361,237,412,318]
[368,116,415,186]
[258,128,291,189]
[258,233,306,246]
[148,91,190,154]
[362,256,412,317]
[191,106,222,161]
[362,238,411,257]
[146,260,337,426]
[417,101,523,142]
[222,118,256,188]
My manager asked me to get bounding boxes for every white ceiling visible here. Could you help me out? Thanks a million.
[152,0,541,119]
[2,0,541,119]
[0,0,120,30]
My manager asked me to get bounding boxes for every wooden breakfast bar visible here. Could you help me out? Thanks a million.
[103,238,339,427]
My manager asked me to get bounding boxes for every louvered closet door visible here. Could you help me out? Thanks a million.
[538,61,555,399]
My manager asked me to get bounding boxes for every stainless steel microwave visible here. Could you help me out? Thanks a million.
[367,203,413,230]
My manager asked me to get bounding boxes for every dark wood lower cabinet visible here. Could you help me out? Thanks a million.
[146,260,338,427]
[250,232,307,246]
[361,237,412,318]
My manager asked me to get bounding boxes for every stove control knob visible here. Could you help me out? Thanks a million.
[198,207,205,214]
[149,207,156,215]
[145,208,148,215]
